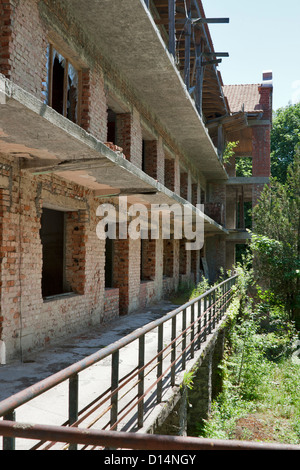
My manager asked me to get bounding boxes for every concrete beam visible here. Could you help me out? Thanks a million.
[226,230,252,241]
[226,177,269,185]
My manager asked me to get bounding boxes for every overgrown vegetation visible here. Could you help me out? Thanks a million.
[171,267,231,306]
[197,261,300,445]
[251,152,300,327]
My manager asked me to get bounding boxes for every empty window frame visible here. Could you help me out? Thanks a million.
[46,44,82,124]
[40,208,87,299]
[40,208,69,298]
[105,237,114,288]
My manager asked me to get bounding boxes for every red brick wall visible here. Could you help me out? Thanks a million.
[0,0,48,100]
[0,0,14,78]
[113,237,130,316]
[259,86,273,121]
[143,137,165,184]
[163,238,174,278]
[164,158,176,192]
[141,238,156,281]
[180,172,188,200]
[87,66,107,142]
[252,125,271,177]
[104,288,119,323]
[116,109,143,168]
[0,154,111,361]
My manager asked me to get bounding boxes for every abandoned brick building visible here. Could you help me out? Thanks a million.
[0,0,272,364]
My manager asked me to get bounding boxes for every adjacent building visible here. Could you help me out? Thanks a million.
[0,0,272,363]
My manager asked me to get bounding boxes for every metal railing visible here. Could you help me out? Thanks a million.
[0,275,238,450]
[1,419,299,451]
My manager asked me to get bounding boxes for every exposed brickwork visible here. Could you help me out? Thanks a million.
[180,171,188,200]
[0,154,111,361]
[116,109,143,168]
[104,288,119,323]
[258,85,273,121]
[141,238,156,281]
[0,0,48,100]
[252,125,271,177]
[143,137,165,184]
[163,238,174,278]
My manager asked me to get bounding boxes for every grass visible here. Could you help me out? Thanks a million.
[196,303,300,445]
[170,277,211,305]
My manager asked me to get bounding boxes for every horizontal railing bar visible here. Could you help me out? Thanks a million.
[0,420,298,451]
[0,276,237,418]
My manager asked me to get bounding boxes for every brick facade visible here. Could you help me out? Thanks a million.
[0,0,272,362]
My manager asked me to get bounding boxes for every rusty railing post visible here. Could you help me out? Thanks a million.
[138,334,145,428]
[203,295,207,342]
[111,351,119,430]
[197,298,202,350]
[182,308,187,370]
[157,324,163,403]
[3,410,16,450]
[171,316,176,386]
[190,303,195,359]
[68,373,79,450]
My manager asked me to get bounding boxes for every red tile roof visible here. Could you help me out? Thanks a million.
[223,84,263,114]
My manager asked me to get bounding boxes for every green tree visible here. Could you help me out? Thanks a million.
[250,153,300,327]
[271,103,300,183]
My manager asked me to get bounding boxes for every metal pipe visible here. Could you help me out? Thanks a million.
[0,420,299,451]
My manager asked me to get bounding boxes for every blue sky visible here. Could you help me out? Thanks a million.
[203,0,300,111]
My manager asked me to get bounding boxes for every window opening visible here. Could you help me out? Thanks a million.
[107,109,117,144]
[40,208,70,298]
[46,44,80,124]
[105,237,114,288]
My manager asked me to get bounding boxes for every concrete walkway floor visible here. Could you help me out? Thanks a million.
[0,300,192,449]
[0,300,181,401]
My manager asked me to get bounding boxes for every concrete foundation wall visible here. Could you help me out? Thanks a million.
[152,324,227,437]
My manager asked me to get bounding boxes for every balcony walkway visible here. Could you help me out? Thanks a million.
[0,277,237,450]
